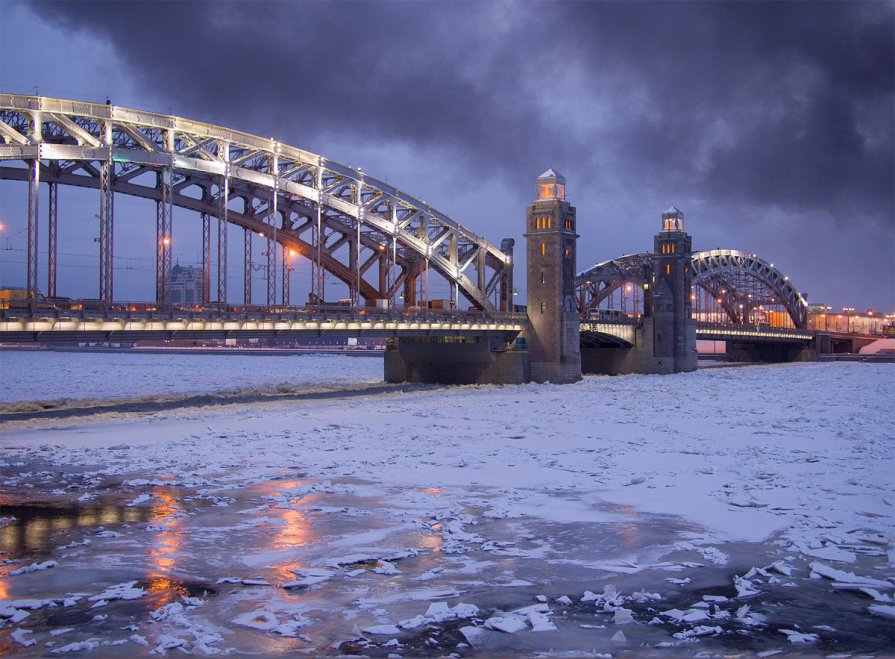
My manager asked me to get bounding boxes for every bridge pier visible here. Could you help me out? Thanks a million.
[383,337,529,385]
[581,317,696,375]
[725,340,817,363]
[524,170,581,384]
[581,207,697,376]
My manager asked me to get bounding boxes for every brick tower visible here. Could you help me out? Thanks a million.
[651,206,697,372]
[525,169,581,383]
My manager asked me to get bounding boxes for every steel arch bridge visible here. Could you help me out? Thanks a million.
[576,249,809,329]
[0,95,513,311]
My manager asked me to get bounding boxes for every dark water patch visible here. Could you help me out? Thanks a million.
[0,501,150,557]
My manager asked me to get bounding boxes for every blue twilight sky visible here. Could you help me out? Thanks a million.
[0,0,892,311]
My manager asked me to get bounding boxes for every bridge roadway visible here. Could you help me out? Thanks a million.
[0,306,525,344]
[1,306,814,347]
[580,317,814,348]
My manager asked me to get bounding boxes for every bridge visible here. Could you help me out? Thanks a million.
[0,95,848,383]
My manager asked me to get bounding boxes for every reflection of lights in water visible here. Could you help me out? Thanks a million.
[271,499,319,585]
[421,487,444,497]
[617,504,641,551]
[420,521,443,552]
[147,488,184,606]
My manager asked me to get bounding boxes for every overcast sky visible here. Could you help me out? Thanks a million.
[1,0,892,311]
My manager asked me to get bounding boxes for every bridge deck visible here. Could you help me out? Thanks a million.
[0,308,527,343]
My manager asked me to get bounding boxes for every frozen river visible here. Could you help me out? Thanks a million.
[1,353,893,656]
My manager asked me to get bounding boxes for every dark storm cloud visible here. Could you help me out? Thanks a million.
[557,1,894,222]
[29,0,895,228]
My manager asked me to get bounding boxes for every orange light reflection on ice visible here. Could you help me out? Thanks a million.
[147,488,184,606]
[271,497,319,585]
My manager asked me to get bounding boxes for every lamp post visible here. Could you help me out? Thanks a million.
[843,307,855,334]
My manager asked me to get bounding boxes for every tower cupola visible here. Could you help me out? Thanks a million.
[661,206,684,232]
[537,169,566,201]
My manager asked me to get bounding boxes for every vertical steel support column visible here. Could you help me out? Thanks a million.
[281,245,290,306]
[98,159,113,301]
[201,212,211,305]
[243,227,252,305]
[378,254,387,299]
[47,181,57,298]
[217,146,229,303]
[26,157,40,297]
[388,203,398,306]
[313,163,324,306]
[267,158,278,309]
[155,167,172,303]
[449,234,458,310]
[156,198,163,302]
[353,182,362,307]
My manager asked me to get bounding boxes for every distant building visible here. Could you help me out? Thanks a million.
[169,264,203,305]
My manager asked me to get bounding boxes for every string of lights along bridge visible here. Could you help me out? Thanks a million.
[0,96,889,382]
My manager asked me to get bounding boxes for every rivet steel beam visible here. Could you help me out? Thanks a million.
[26,157,39,298]
[281,244,290,306]
[201,212,211,305]
[155,166,173,303]
[98,158,113,301]
[217,164,229,304]
[244,227,252,305]
[47,181,57,298]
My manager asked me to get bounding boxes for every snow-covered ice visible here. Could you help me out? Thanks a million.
[0,355,892,656]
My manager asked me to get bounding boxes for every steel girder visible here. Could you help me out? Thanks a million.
[0,95,511,310]
[576,249,808,329]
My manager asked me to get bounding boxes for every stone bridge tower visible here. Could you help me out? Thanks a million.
[651,206,697,372]
[525,169,581,383]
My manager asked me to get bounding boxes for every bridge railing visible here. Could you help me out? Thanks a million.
[0,301,528,326]
[696,321,814,339]
[582,311,642,326]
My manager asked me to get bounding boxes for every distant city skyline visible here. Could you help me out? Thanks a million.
[0,0,892,311]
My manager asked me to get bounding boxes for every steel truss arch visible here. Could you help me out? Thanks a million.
[576,250,808,329]
[575,253,652,313]
[689,249,807,329]
[0,95,511,309]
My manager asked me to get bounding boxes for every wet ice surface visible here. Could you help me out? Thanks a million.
[1,358,893,656]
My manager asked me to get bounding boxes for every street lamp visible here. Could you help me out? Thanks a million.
[843,307,855,333]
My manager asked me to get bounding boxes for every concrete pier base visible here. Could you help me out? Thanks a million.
[384,337,530,385]
[581,318,697,375]
[725,340,817,363]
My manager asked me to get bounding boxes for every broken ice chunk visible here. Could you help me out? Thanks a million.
[485,616,528,633]
[231,610,280,630]
[9,560,57,575]
[425,602,452,620]
[459,626,486,645]
[665,577,691,585]
[809,562,893,589]
[372,560,400,575]
[88,581,145,602]
[362,624,401,635]
[779,629,819,643]
[734,576,760,598]
[868,604,895,620]
[613,608,634,625]
[528,611,557,632]
[398,615,429,630]
[10,629,35,647]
